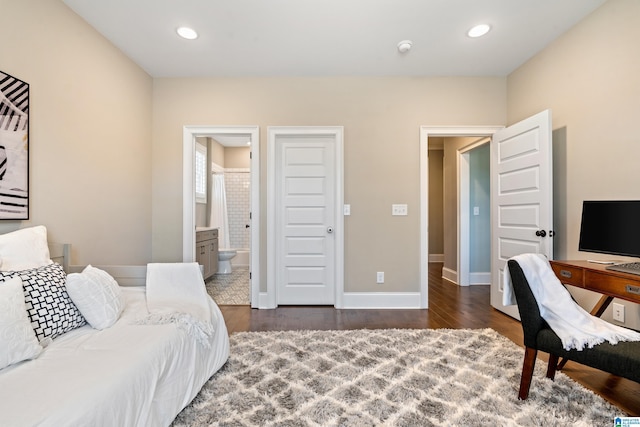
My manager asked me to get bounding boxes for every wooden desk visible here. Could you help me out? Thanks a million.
[550,260,640,315]
[550,260,640,370]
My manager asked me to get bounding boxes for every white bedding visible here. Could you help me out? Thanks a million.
[0,286,229,427]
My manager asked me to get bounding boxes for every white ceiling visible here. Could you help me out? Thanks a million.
[62,0,605,78]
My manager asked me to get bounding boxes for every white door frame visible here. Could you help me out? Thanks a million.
[267,126,344,309]
[419,126,502,305]
[183,125,260,307]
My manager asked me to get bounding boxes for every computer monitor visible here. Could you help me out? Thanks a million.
[578,200,640,258]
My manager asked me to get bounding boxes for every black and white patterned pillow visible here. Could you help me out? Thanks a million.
[0,263,86,342]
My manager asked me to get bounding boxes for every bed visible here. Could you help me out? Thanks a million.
[0,227,230,427]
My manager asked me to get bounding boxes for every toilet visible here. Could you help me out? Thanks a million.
[217,249,237,274]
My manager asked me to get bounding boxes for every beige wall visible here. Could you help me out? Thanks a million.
[152,77,506,292]
[427,145,444,256]
[0,0,152,265]
[224,147,251,169]
[509,0,640,252]
[210,138,225,168]
[507,0,640,327]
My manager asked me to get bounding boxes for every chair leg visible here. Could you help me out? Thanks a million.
[519,347,538,400]
[546,354,559,380]
[557,357,568,371]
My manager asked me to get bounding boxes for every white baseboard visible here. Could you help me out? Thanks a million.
[341,292,423,309]
[442,267,458,285]
[257,292,276,309]
[257,292,424,309]
[470,272,491,285]
[428,254,444,263]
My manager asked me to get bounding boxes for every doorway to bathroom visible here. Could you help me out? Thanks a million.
[182,125,260,307]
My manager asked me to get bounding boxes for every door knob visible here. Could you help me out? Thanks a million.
[327,227,334,233]
[535,230,547,237]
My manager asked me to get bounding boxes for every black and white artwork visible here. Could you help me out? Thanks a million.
[0,70,29,219]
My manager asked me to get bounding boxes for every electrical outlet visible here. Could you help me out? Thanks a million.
[376,272,384,283]
[613,302,625,322]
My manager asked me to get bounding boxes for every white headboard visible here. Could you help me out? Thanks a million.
[42,241,149,287]
[67,265,147,287]
[36,242,147,287]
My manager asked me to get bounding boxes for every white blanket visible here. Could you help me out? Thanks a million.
[503,253,640,351]
[141,262,215,348]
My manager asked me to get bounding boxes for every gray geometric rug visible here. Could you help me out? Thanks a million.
[171,328,627,426]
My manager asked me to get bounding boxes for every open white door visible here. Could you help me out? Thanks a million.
[491,110,553,319]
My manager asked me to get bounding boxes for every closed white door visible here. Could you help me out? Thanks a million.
[273,131,339,305]
[491,110,553,318]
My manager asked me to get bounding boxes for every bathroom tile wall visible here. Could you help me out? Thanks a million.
[224,168,250,249]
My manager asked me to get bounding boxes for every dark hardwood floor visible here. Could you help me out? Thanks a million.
[219,262,640,416]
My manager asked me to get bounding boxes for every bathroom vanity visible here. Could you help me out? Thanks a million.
[196,228,219,280]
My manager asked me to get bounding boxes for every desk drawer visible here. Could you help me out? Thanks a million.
[551,263,583,287]
[585,271,640,303]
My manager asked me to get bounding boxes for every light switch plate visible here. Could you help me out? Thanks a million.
[392,204,408,216]
[344,204,351,215]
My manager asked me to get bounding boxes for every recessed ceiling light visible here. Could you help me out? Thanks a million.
[177,26,198,40]
[467,24,491,38]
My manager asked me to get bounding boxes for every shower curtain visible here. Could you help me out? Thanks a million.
[209,173,231,249]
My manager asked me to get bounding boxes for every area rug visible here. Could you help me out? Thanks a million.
[171,328,627,426]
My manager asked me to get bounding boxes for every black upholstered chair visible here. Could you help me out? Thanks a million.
[507,259,640,400]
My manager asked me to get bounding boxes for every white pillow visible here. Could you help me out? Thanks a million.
[0,264,86,343]
[66,265,124,330]
[0,226,52,271]
[0,276,43,370]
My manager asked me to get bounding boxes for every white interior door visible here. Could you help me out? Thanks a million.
[491,110,553,318]
[272,129,342,305]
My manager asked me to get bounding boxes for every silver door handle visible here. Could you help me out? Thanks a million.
[327,227,334,233]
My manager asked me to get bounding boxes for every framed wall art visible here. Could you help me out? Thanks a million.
[0,70,29,219]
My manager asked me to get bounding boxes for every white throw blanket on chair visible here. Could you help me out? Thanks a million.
[138,262,215,348]
[503,253,640,351]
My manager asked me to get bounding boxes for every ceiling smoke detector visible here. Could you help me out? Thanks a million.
[397,40,412,53]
